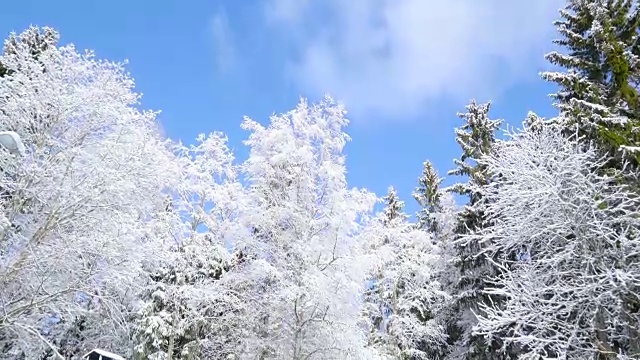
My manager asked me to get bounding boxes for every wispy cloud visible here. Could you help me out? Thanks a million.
[262,0,564,120]
[210,9,236,73]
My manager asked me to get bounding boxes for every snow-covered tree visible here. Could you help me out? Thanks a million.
[363,186,450,359]
[542,0,640,159]
[522,111,551,134]
[419,189,461,360]
[430,192,458,251]
[473,122,640,359]
[383,186,407,228]
[0,26,57,79]
[445,100,506,359]
[361,187,403,354]
[238,96,377,359]
[412,161,460,357]
[413,161,444,235]
[0,27,59,210]
[416,173,460,360]
[132,132,252,359]
[0,26,176,358]
[361,186,408,347]
[133,243,234,360]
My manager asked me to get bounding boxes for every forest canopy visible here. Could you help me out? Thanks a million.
[1,0,640,359]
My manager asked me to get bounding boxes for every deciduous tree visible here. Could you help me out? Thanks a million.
[0,26,175,358]
[474,122,640,359]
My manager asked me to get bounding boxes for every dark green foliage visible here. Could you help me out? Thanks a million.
[383,186,407,228]
[444,100,510,359]
[543,0,640,163]
[413,161,443,235]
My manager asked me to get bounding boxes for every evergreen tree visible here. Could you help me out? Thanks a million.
[383,186,407,228]
[0,26,59,137]
[444,100,507,359]
[522,111,549,133]
[542,0,640,160]
[543,4,640,349]
[474,123,640,359]
[413,161,444,235]
[362,188,406,356]
[133,245,235,360]
[363,187,449,360]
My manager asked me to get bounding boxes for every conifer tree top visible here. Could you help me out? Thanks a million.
[383,186,407,227]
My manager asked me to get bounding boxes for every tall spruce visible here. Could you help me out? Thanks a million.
[411,161,461,359]
[542,0,640,161]
[413,161,444,236]
[383,186,407,228]
[362,187,407,354]
[444,100,506,359]
[364,186,450,359]
[542,3,640,357]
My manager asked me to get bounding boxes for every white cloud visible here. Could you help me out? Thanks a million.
[263,0,564,120]
[211,9,236,73]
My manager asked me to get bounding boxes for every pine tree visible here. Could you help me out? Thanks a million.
[444,100,507,359]
[413,161,444,235]
[133,246,232,360]
[363,187,409,356]
[542,0,640,161]
[383,186,407,228]
[363,186,449,359]
[0,27,70,149]
[542,5,640,348]
[522,111,549,133]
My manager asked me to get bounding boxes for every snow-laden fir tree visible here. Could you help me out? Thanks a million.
[542,0,640,160]
[428,192,461,347]
[383,186,407,228]
[133,244,233,360]
[413,161,444,236]
[522,111,550,134]
[411,161,461,359]
[238,96,377,359]
[362,187,449,360]
[444,100,507,359]
[0,26,176,358]
[361,186,406,355]
[473,120,640,359]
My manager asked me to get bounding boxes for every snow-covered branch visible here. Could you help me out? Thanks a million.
[473,122,640,358]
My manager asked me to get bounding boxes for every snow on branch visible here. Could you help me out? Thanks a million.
[472,124,640,358]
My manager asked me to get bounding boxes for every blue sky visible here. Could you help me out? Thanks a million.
[1,0,563,216]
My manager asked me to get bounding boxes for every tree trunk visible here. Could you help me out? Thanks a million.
[167,311,176,360]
